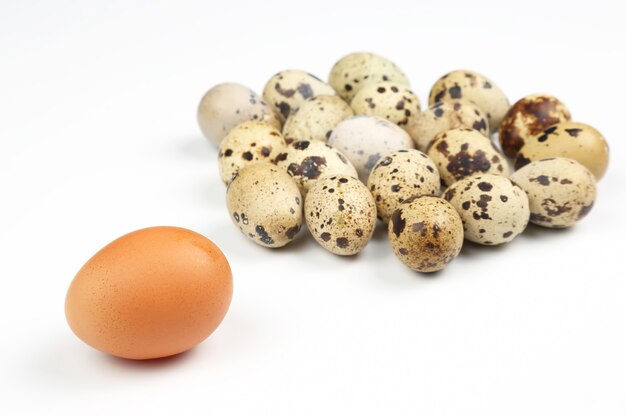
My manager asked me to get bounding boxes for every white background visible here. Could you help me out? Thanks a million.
[1,1,625,416]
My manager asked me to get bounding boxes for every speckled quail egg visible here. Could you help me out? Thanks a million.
[329,52,409,102]
[499,94,571,158]
[443,174,529,245]
[262,70,336,122]
[226,162,303,248]
[367,150,440,223]
[428,70,509,132]
[282,95,353,144]
[218,121,286,185]
[406,100,489,151]
[328,115,414,181]
[510,158,596,228]
[427,128,509,186]
[197,83,281,146]
[274,139,358,195]
[388,195,464,273]
[514,121,609,180]
[350,81,421,129]
[305,175,377,256]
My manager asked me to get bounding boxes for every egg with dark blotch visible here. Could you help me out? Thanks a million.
[350,81,421,130]
[499,94,571,158]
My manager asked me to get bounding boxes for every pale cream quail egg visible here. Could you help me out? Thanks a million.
[282,95,353,144]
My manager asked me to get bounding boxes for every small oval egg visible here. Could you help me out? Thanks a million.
[329,52,409,102]
[350,81,421,129]
[443,174,529,245]
[367,149,440,223]
[499,94,571,158]
[514,121,609,180]
[218,121,286,185]
[510,157,596,228]
[305,175,377,256]
[262,70,336,122]
[328,115,415,181]
[427,128,509,186]
[197,83,281,146]
[388,195,464,273]
[274,139,358,196]
[282,95,353,144]
[226,163,303,247]
[65,226,233,360]
[406,100,490,151]
[428,70,509,131]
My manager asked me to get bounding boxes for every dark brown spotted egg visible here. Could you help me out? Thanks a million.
[388,195,464,273]
[282,95,353,144]
[367,150,440,224]
[514,121,609,180]
[428,70,509,132]
[427,128,509,187]
[498,94,571,158]
[328,115,414,181]
[226,162,303,248]
[197,83,281,146]
[406,100,489,151]
[350,81,421,129]
[510,158,596,228]
[305,175,376,256]
[329,52,409,102]
[274,139,358,196]
[262,70,336,122]
[218,120,286,185]
[443,174,529,245]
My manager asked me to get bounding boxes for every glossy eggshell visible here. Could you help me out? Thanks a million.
[443,174,529,245]
[218,121,286,185]
[282,95,353,144]
[263,70,336,122]
[328,115,414,181]
[305,175,377,255]
[65,226,233,360]
[406,99,489,151]
[427,128,509,186]
[510,158,596,228]
[226,163,303,247]
[428,70,509,132]
[367,149,440,224]
[197,83,281,146]
[350,81,421,129]
[514,121,609,180]
[498,94,571,158]
[388,195,464,273]
[329,52,409,102]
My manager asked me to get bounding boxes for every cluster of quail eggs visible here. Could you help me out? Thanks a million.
[197,52,609,273]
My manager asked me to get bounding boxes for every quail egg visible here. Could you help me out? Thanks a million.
[406,99,489,151]
[218,120,286,185]
[443,174,529,245]
[282,95,353,143]
[275,139,358,195]
[427,128,509,186]
[510,158,596,228]
[263,70,336,122]
[226,163,303,248]
[329,52,409,102]
[367,149,440,223]
[305,175,377,255]
[514,121,609,180]
[350,81,421,129]
[428,70,509,131]
[197,83,281,146]
[388,195,464,273]
[499,94,571,158]
[328,115,414,181]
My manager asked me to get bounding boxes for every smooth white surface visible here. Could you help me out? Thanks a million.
[1,1,625,416]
